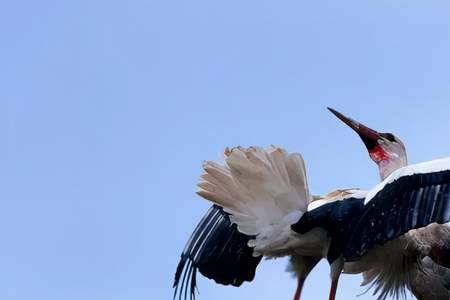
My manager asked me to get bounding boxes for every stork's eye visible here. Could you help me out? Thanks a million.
[381,133,396,142]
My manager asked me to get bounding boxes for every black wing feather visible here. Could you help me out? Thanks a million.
[344,170,450,261]
[173,205,262,300]
[291,197,365,263]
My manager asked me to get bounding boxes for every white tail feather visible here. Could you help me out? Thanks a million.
[197,146,312,256]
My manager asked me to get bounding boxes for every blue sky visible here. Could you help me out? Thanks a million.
[2,1,450,299]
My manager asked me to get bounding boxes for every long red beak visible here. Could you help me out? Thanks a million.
[327,107,381,151]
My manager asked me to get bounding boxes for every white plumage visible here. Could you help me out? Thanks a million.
[197,146,315,257]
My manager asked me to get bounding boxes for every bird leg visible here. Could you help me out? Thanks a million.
[328,277,340,300]
[328,257,344,300]
[292,276,305,300]
[289,256,321,300]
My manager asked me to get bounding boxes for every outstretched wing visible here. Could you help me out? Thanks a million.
[174,146,311,299]
[344,157,450,261]
[173,205,261,300]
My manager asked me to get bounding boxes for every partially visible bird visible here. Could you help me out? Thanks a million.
[328,107,450,300]
[409,256,450,300]
[293,108,450,300]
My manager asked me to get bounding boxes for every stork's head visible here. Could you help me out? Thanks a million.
[328,107,407,180]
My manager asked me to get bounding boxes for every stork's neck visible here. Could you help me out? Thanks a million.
[377,154,408,180]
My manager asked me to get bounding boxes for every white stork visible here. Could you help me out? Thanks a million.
[326,108,450,300]
[174,108,450,300]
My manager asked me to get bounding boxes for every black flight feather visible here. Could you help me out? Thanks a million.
[345,170,450,261]
[173,205,262,300]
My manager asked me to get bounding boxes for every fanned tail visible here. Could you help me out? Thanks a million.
[197,146,311,256]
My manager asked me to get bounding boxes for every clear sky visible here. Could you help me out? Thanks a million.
[2,1,450,299]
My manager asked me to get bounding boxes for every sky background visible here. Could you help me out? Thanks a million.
[2,1,450,299]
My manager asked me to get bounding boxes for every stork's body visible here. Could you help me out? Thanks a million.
[324,108,450,299]
[174,108,450,300]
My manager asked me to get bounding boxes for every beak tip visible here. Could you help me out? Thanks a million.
[326,107,341,118]
[327,107,360,131]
